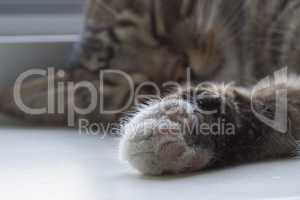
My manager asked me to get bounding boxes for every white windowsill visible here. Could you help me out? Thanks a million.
[0,34,79,44]
[0,129,299,200]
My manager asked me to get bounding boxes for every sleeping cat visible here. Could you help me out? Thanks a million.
[2,0,300,124]
[0,0,300,174]
[3,0,300,125]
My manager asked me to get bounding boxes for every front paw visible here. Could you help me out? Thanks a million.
[119,99,213,175]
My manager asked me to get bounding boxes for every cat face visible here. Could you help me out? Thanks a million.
[71,0,239,83]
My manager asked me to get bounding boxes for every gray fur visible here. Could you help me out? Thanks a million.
[73,0,300,83]
[120,77,300,175]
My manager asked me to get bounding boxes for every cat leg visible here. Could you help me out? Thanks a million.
[0,68,138,127]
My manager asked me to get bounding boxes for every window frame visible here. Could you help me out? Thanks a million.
[0,0,85,36]
[0,0,84,14]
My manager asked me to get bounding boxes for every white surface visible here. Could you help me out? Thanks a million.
[0,128,299,200]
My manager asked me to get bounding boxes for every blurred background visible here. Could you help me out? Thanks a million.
[0,2,299,200]
[0,0,84,35]
[0,0,85,125]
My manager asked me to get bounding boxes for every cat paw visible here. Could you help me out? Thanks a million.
[119,99,213,175]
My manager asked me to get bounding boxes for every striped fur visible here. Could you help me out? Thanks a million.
[3,0,300,126]
[72,0,300,85]
[120,76,300,175]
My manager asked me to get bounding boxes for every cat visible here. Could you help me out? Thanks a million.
[2,0,300,126]
[119,73,300,175]
[0,0,300,175]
